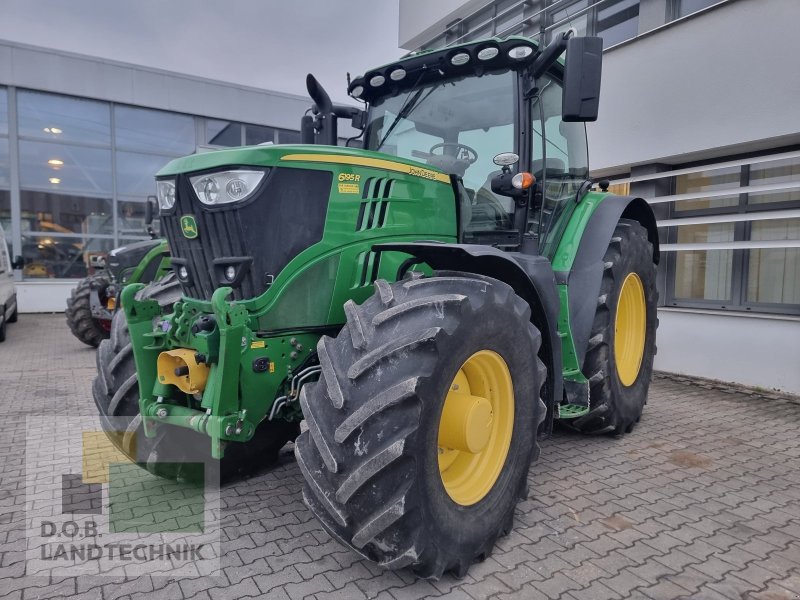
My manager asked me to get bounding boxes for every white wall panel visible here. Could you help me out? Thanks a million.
[0,41,308,130]
[655,308,800,394]
[588,0,800,174]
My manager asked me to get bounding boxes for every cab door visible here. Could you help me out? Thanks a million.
[529,74,591,259]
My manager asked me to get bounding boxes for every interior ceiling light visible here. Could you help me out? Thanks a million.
[48,177,61,184]
[43,127,63,134]
[47,159,64,166]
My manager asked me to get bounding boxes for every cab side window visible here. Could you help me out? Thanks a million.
[531,76,590,257]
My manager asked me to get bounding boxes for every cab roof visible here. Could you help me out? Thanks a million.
[348,35,544,104]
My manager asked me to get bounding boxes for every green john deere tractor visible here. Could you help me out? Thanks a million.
[93,31,659,578]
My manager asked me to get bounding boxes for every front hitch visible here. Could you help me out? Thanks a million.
[123,284,258,459]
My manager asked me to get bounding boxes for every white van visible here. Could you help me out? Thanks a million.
[0,228,20,342]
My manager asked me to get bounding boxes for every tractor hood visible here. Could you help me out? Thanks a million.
[154,145,454,303]
[156,144,448,182]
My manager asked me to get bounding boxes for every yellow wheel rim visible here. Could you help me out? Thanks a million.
[614,272,646,387]
[437,350,514,506]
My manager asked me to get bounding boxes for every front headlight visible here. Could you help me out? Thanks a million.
[156,179,176,210]
[189,170,266,206]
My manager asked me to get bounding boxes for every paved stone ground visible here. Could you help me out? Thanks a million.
[1,314,799,599]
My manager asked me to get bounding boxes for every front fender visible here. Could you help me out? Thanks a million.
[374,242,562,430]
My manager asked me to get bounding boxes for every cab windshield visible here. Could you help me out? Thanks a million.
[364,71,516,237]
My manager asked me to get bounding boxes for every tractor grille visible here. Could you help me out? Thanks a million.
[161,167,332,301]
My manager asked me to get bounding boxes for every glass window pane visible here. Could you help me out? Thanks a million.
[747,218,800,305]
[597,0,639,46]
[116,151,173,198]
[277,129,302,144]
[115,106,195,154]
[0,87,7,136]
[0,137,8,188]
[495,0,523,33]
[677,0,720,19]
[532,76,590,259]
[673,223,734,301]
[21,233,114,279]
[464,22,492,42]
[245,125,276,146]
[549,0,589,41]
[17,91,110,145]
[747,157,800,205]
[206,120,241,147]
[674,166,741,212]
[20,190,113,235]
[19,140,112,195]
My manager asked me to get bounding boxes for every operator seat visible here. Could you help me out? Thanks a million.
[468,170,513,231]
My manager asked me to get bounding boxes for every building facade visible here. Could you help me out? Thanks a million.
[0,39,309,312]
[399,0,800,393]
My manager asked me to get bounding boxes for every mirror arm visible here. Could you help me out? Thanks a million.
[332,104,367,130]
[531,29,573,79]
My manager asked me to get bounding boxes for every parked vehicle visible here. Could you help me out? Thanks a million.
[0,229,23,342]
[65,238,170,347]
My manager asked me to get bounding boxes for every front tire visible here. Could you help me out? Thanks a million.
[66,273,112,347]
[295,273,546,579]
[570,219,657,435]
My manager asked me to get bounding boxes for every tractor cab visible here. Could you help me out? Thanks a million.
[308,32,602,257]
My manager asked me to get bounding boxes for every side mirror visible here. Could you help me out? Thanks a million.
[562,36,603,122]
[11,255,24,270]
[490,154,534,202]
[144,195,157,225]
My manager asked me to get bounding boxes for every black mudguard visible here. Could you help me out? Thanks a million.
[556,195,659,369]
[374,242,563,431]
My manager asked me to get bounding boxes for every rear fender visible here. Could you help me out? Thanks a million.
[558,195,658,369]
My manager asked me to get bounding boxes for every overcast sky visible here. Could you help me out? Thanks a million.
[0,0,402,103]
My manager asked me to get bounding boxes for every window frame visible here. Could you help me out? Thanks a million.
[546,0,640,47]
[664,151,800,316]
[668,0,728,22]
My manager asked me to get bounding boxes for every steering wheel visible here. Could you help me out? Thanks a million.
[428,142,478,165]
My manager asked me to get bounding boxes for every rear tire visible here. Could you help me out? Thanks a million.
[0,315,6,342]
[296,272,546,579]
[7,306,17,323]
[66,273,111,347]
[570,219,657,435]
[92,272,299,483]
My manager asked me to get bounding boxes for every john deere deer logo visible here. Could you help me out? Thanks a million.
[180,215,198,239]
